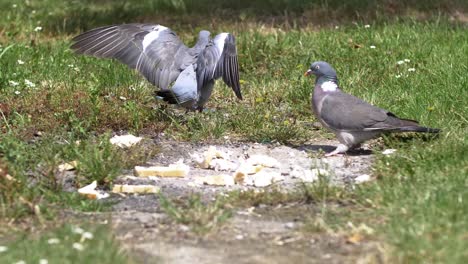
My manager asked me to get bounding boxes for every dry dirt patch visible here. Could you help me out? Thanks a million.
[104,140,381,263]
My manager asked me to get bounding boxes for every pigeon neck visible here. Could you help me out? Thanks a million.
[315,76,339,92]
[316,75,338,85]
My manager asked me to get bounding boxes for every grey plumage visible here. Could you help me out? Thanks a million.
[71,24,242,111]
[157,65,198,109]
[304,61,439,156]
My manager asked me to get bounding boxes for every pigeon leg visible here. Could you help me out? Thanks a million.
[198,107,217,113]
[325,144,349,157]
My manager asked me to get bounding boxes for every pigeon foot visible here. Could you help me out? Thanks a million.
[325,144,349,157]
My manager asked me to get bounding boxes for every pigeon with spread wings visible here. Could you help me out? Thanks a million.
[71,24,242,111]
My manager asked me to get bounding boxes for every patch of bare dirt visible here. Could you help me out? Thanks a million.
[111,204,382,264]
[99,139,382,263]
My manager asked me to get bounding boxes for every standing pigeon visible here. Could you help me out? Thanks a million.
[304,61,439,156]
[71,24,242,111]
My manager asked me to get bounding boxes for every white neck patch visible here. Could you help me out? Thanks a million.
[321,81,338,92]
[142,25,168,51]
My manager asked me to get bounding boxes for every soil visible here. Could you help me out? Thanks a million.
[84,139,383,263]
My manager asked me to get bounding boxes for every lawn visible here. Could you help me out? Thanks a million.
[1,0,467,263]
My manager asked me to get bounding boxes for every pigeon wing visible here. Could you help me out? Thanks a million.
[71,23,188,89]
[320,91,396,131]
[196,33,242,99]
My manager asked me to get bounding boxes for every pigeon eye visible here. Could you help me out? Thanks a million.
[315,65,320,70]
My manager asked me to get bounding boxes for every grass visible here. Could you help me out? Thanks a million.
[159,179,354,235]
[224,174,353,208]
[159,194,232,234]
[361,135,468,263]
[224,187,303,207]
[0,0,467,263]
[0,224,129,263]
[0,132,156,221]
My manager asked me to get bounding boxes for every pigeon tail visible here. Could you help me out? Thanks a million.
[398,126,440,133]
[156,89,197,110]
[156,90,179,104]
[396,117,440,133]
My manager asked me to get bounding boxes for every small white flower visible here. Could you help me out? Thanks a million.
[119,96,127,101]
[369,45,376,49]
[32,10,36,14]
[68,64,74,68]
[47,238,60,244]
[72,242,84,251]
[395,75,401,78]
[17,60,25,65]
[72,226,85,235]
[408,68,416,72]
[34,26,42,32]
[364,24,370,28]
[0,245,7,252]
[397,60,404,65]
[25,79,36,88]
[335,26,339,29]
[12,4,17,8]
[404,59,410,63]
[39,259,48,264]
[82,232,93,240]
[14,90,21,95]
[9,80,19,86]
[14,261,26,264]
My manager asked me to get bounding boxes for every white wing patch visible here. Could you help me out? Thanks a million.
[142,25,168,51]
[321,81,338,92]
[211,33,229,78]
[214,33,229,54]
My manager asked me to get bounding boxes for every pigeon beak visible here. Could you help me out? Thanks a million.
[304,69,312,76]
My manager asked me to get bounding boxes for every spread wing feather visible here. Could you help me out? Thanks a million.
[71,23,191,89]
[196,33,242,100]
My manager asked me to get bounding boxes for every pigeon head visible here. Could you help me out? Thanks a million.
[198,30,211,40]
[194,30,211,49]
[304,61,337,80]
